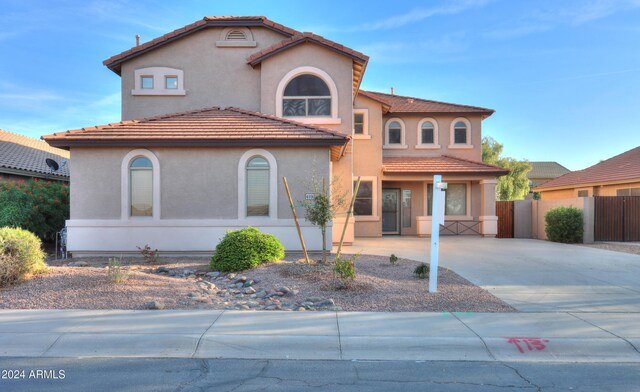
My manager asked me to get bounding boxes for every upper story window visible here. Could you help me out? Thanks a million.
[216,27,257,47]
[416,118,440,149]
[129,157,153,217]
[352,109,370,138]
[132,67,185,96]
[384,118,407,149]
[283,75,331,117]
[449,117,473,149]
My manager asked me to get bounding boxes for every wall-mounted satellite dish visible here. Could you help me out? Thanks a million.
[46,158,59,172]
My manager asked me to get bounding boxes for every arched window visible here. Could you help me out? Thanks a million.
[246,156,270,216]
[282,74,331,117]
[416,118,439,148]
[421,121,435,144]
[129,157,153,217]
[384,118,406,148]
[453,120,468,144]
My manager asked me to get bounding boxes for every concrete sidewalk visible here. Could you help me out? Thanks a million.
[1,310,639,363]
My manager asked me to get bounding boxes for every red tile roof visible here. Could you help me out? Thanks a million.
[103,16,301,74]
[382,156,509,176]
[247,32,369,66]
[528,161,570,180]
[359,90,495,116]
[0,130,70,178]
[534,146,640,191]
[42,107,349,149]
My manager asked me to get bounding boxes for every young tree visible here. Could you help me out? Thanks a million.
[482,137,533,201]
[303,177,346,263]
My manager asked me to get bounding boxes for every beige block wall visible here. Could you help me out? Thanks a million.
[381,114,484,161]
[70,146,330,220]
[531,197,594,242]
[120,27,287,120]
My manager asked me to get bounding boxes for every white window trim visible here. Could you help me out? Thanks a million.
[383,118,408,149]
[426,181,472,220]
[238,149,278,220]
[216,27,257,47]
[416,117,440,149]
[132,67,186,96]
[354,176,378,221]
[352,108,371,139]
[121,149,161,221]
[275,66,340,122]
[448,117,473,149]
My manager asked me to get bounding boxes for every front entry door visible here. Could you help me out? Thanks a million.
[382,189,400,234]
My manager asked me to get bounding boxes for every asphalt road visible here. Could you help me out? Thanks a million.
[1,358,639,391]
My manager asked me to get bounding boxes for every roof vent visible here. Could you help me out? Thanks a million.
[226,30,247,40]
[407,98,414,103]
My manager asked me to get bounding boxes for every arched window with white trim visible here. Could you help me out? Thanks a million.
[129,157,153,217]
[283,74,331,117]
[416,117,440,148]
[450,117,471,147]
[384,118,407,148]
[246,156,270,217]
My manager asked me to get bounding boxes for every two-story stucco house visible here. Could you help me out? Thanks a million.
[43,16,507,256]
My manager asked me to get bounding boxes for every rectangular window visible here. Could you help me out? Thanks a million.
[388,129,402,144]
[354,180,373,216]
[616,188,640,196]
[402,189,412,228]
[141,76,154,89]
[421,128,434,144]
[130,170,153,216]
[247,169,269,216]
[454,128,466,144]
[165,76,178,89]
[354,113,364,134]
[577,190,589,197]
[427,183,467,216]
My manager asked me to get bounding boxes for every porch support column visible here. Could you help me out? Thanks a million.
[479,179,498,237]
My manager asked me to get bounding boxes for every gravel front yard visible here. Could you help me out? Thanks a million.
[0,255,515,312]
[582,242,640,256]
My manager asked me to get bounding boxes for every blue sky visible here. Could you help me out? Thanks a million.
[1,0,639,170]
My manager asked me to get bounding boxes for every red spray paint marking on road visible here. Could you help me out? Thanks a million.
[504,337,550,353]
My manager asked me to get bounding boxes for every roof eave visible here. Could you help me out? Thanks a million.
[43,138,348,149]
[382,170,509,176]
[248,38,368,67]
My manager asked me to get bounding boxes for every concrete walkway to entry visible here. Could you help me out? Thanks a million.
[1,309,639,362]
[339,237,640,312]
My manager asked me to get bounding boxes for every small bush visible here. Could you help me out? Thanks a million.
[210,227,284,272]
[107,258,129,283]
[0,227,47,286]
[333,254,357,288]
[545,206,584,243]
[137,244,159,263]
[389,254,398,265]
[414,263,430,279]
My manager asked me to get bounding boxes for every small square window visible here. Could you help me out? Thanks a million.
[165,76,178,89]
[141,76,154,89]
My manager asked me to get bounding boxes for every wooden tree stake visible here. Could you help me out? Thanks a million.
[336,176,361,258]
[283,176,310,263]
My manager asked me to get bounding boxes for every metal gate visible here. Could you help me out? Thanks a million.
[594,196,640,241]
[496,201,514,238]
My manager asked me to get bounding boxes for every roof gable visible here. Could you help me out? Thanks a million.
[103,16,300,74]
[534,146,640,191]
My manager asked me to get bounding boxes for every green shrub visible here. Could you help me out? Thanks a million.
[333,254,357,287]
[545,206,584,243]
[0,227,47,286]
[389,254,398,265]
[414,263,430,279]
[210,227,284,272]
[0,179,69,241]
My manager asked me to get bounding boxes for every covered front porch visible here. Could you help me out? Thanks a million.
[353,156,509,238]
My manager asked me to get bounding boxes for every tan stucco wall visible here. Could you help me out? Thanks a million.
[540,181,640,199]
[381,114,484,161]
[70,146,330,220]
[120,27,287,120]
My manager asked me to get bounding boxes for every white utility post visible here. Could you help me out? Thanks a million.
[429,175,447,293]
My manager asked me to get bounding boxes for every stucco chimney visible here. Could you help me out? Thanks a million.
[135,34,140,46]
[391,87,395,95]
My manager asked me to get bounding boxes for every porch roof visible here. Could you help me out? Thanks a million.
[382,156,509,176]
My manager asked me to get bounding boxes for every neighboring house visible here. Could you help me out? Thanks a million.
[0,129,70,181]
[527,162,570,189]
[43,16,507,256]
[534,146,640,199]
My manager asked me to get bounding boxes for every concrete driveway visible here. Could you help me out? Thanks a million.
[340,237,640,312]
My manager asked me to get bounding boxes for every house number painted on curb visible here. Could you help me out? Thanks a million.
[504,337,550,353]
